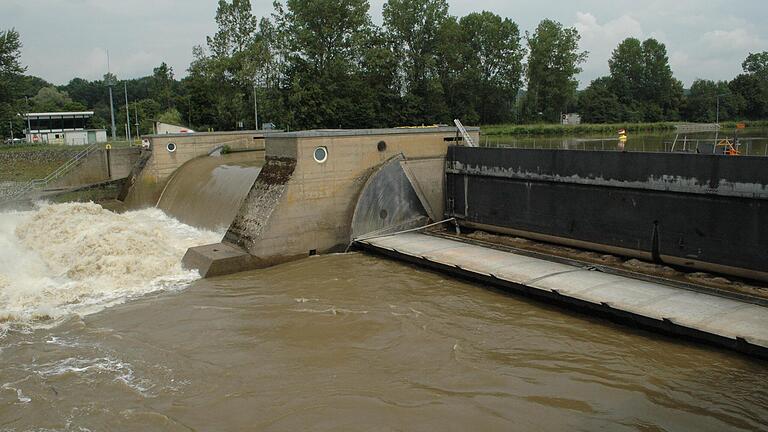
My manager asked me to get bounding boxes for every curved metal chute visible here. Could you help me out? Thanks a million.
[350,155,429,241]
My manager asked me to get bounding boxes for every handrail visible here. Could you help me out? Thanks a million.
[0,143,102,203]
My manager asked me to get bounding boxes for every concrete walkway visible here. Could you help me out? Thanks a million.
[358,232,768,359]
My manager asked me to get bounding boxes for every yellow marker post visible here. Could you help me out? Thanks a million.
[618,129,627,151]
[105,144,112,150]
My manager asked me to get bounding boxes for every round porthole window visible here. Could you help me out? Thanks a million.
[313,146,328,163]
[166,142,177,153]
[377,140,387,152]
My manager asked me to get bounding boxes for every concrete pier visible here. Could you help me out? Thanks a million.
[358,232,768,359]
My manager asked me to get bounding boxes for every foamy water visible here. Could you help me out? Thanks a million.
[0,202,220,333]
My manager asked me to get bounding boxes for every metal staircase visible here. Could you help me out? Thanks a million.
[0,143,101,205]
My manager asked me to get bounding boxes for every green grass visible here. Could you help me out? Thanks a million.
[0,140,137,153]
[0,143,88,153]
[482,120,768,136]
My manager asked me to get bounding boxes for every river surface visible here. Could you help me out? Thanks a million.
[484,128,768,155]
[1,204,767,431]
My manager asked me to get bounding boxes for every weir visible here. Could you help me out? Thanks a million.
[183,127,474,276]
[155,152,263,232]
[164,126,767,359]
[122,130,270,208]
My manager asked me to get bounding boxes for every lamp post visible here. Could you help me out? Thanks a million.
[24,97,31,140]
[124,81,131,142]
[253,83,259,130]
[715,93,728,141]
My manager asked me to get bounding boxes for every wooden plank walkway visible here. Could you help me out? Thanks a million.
[358,232,768,359]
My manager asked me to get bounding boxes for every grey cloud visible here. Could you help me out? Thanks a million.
[2,0,766,87]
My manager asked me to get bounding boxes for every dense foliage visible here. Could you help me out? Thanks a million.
[2,1,768,140]
[578,37,764,124]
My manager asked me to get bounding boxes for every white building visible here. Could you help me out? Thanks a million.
[153,120,194,135]
[23,111,107,145]
[561,113,582,125]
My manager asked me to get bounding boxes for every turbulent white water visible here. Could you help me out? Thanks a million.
[0,202,220,333]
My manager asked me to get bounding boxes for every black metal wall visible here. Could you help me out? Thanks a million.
[445,147,767,279]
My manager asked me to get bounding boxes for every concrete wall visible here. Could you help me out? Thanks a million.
[125,130,269,207]
[155,122,194,134]
[51,147,140,188]
[223,127,479,268]
[64,131,88,146]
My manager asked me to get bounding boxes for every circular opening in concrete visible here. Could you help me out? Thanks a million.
[167,142,177,153]
[377,141,387,152]
[379,209,388,220]
[313,146,328,163]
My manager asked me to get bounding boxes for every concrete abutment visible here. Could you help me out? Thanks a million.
[183,127,479,277]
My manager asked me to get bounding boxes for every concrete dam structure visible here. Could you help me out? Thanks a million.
[155,152,264,232]
[123,130,270,208]
[107,126,766,359]
[183,127,474,275]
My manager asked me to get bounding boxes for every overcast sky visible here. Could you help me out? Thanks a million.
[3,0,767,88]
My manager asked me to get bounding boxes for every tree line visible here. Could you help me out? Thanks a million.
[2,0,768,140]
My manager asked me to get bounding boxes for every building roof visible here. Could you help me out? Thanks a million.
[23,111,94,119]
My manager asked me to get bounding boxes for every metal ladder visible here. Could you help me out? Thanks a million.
[454,119,477,147]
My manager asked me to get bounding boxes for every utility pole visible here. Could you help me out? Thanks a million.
[24,96,31,139]
[9,120,13,141]
[253,83,259,130]
[134,105,140,139]
[715,93,727,142]
[124,81,131,142]
[107,50,117,141]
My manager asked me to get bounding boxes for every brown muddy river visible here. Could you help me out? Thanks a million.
[2,247,767,431]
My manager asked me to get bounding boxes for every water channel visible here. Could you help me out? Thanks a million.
[1,203,766,431]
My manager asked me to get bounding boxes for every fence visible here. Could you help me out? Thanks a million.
[0,142,101,205]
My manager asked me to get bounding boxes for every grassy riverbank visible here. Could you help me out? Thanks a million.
[0,141,137,182]
[482,120,768,136]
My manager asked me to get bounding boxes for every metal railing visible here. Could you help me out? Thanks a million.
[481,135,768,156]
[0,143,102,204]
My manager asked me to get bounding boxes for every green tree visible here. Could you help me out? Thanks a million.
[30,87,85,112]
[578,77,623,123]
[157,108,183,125]
[357,27,403,127]
[449,12,525,124]
[521,20,587,123]
[275,0,376,128]
[152,62,175,110]
[730,52,768,119]
[185,0,271,130]
[0,28,27,139]
[383,0,450,124]
[729,73,767,119]
[608,38,643,106]
[684,80,743,122]
[742,52,768,78]
[208,0,260,57]
[0,28,25,77]
[607,38,681,121]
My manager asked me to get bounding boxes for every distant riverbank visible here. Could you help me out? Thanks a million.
[482,120,768,136]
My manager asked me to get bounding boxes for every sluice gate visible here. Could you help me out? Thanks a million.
[168,127,768,359]
[445,147,768,282]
